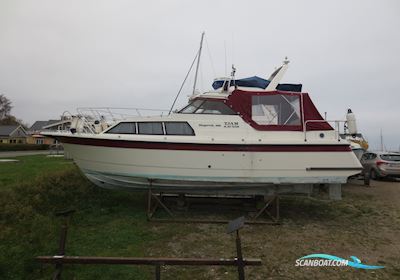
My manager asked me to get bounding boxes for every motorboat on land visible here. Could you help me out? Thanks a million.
[43,56,362,195]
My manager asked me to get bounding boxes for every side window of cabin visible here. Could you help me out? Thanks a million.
[370,153,377,160]
[138,122,163,135]
[251,95,301,126]
[165,122,195,135]
[105,122,136,134]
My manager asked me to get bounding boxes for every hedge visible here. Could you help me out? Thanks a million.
[0,144,49,151]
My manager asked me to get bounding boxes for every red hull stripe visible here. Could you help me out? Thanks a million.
[57,136,352,152]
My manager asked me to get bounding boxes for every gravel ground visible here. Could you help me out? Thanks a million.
[145,179,400,279]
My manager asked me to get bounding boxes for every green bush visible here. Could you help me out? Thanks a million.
[0,144,49,151]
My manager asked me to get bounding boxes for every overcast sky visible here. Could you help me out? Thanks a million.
[0,0,399,150]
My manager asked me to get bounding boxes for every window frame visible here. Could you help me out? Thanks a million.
[251,94,301,126]
[137,122,164,135]
[179,99,237,115]
[164,121,195,136]
[103,121,196,136]
[179,99,205,114]
[104,122,137,134]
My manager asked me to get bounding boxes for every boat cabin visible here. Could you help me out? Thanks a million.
[178,88,332,132]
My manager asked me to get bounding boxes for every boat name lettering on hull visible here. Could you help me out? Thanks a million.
[224,122,239,128]
[198,122,239,128]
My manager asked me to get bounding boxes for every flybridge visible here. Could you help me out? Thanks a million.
[183,55,333,132]
[212,76,302,92]
[209,57,301,94]
[183,58,332,132]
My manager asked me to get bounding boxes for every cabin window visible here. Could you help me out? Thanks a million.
[165,122,195,136]
[105,122,136,134]
[138,122,163,135]
[195,100,236,114]
[179,100,204,114]
[251,95,301,126]
[180,100,236,115]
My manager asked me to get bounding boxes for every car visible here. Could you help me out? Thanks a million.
[360,151,400,180]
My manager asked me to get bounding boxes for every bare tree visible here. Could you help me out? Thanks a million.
[0,94,12,120]
[0,95,28,127]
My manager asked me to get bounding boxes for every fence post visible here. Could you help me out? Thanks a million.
[227,216,246,280]
[236,230,245,280]
[53,209,75,280]
[155,264,161,280]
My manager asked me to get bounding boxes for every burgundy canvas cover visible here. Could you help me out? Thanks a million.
[301,92,333,130]
[226,90,333,131]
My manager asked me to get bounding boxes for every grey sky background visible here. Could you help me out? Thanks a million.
[0,0,399,150]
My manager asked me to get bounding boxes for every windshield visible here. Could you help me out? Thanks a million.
[179,100,204,114]
[179,99,236,115]
[380,154,400,161]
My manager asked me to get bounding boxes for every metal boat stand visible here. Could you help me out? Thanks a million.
[146,188,280,225]
[37,214,262,280]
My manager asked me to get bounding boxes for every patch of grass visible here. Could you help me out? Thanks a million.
[1,156,399,279]
[0,157,155,280]
[0,155,73,189]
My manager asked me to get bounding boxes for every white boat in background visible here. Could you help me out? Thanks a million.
[341,109,369,161]
[43,56,362,196]
[347,135,369,160]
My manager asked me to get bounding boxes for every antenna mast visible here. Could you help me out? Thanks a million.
[224,40,227,76]
[192,32,205,95]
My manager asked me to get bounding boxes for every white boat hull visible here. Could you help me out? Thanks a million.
[64,141,361,194]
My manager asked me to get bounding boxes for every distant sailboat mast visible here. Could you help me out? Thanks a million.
[380,128,385,151]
